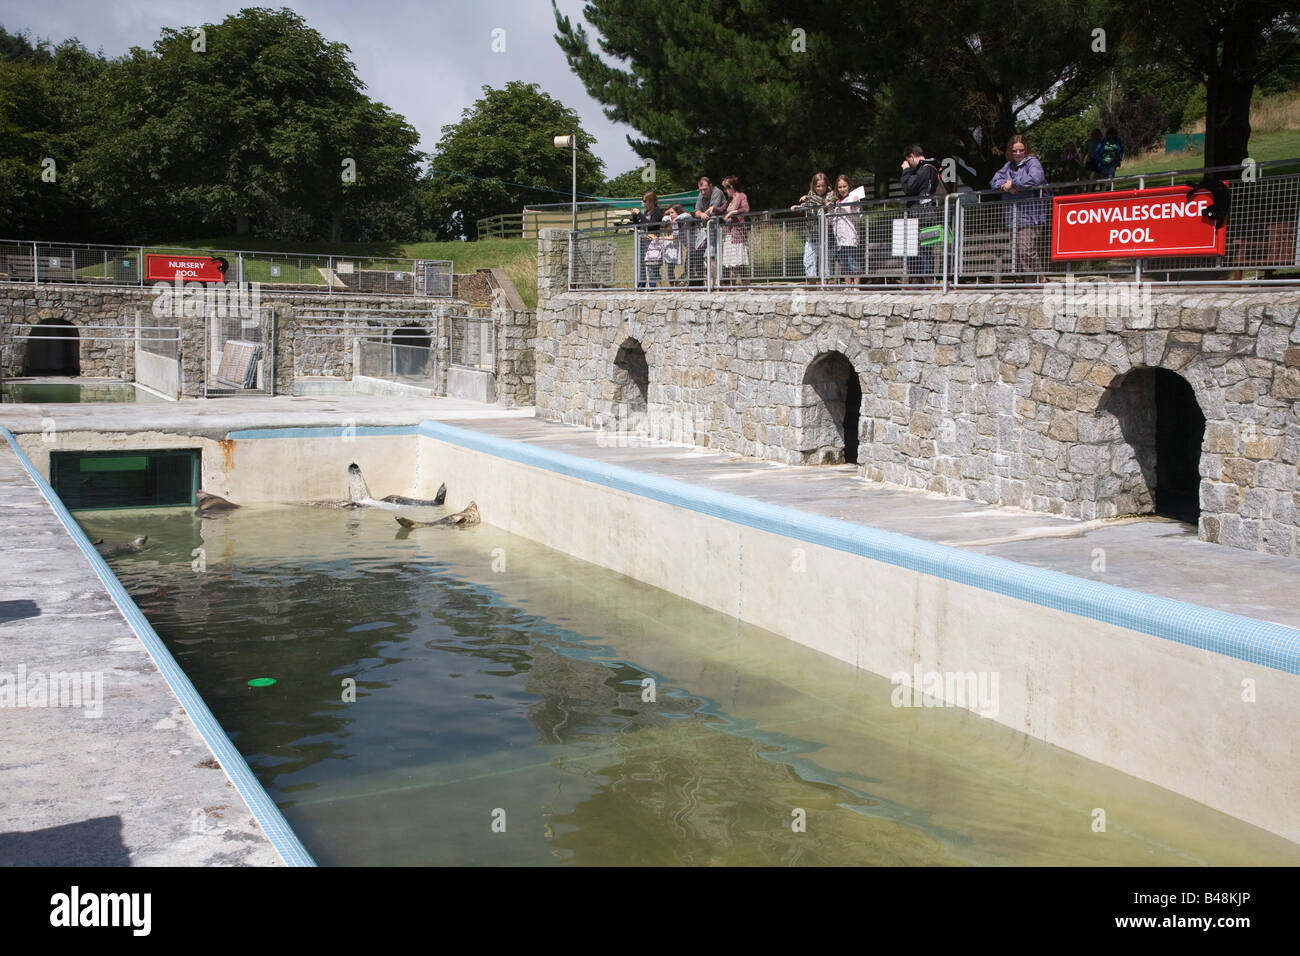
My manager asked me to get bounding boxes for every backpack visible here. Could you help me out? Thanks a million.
[1100,140,1120,168]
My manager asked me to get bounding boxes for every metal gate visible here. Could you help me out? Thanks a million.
[205,300,275,397]
[419,260,453,297]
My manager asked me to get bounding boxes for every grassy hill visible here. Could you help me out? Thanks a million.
[1121,90,1300,176]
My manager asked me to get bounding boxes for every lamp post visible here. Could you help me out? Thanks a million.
[553,134,577,232]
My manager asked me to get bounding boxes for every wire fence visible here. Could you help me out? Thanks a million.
[449,313,495,370]
[0,241,454,297]
[570,160,1300,291]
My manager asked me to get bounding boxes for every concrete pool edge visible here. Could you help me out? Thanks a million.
[414,420,1300,675]
[0,425,317,868]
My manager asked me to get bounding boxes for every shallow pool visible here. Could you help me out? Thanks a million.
[2,381,163,403]
[81,503,1300,865]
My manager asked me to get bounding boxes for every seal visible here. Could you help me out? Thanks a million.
[92,535,148,557]
[196,491,240,516]
[394,502,479,529]
[347,463,446,508]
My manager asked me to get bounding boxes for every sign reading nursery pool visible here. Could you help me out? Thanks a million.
[145,254,227,283]
[1051,184,1227,260]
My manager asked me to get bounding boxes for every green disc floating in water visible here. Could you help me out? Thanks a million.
[247,677,277,688]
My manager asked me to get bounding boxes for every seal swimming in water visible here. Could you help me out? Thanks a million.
[196,491,240,516]
[92,535,148,557]
[394,502,479,529]
[347,462,446,508]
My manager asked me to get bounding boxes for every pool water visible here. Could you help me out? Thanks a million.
[81,504,1300,866]
[2,381,162,403]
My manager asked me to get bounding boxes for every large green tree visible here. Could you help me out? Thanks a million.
[554,0,1119,202]
[422,81,605,240]
[1120,1,1299,168]
[0,34,104,238]
[78,7,421,241]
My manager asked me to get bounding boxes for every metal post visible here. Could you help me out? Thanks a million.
[139,247,145,286]
[571,137,577,234]
[328,255,334,295]
[941,194,950,293]
[32,242,38,285]
[567,231,575,293]
[819,206,827,286]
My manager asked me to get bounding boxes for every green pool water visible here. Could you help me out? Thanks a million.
[2,381,163,403]
[80,504,1300,866]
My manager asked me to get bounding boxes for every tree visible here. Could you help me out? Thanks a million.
[422,81,604,240]
[553,0,1119,203]
[0,36,104,238]
[601,165,687,198]
[1121,1,1300,168]
[78,7,422,241]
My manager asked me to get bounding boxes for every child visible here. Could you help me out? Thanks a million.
[791,172,831,279]
[828,174,861,284]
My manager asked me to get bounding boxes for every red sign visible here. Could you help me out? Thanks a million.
[1051,184,1227,260]
[145,254,228,283]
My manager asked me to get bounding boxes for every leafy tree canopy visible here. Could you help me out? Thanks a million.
[422,81,604,240]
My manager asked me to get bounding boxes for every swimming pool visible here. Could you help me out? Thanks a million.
[80,503,1300,865]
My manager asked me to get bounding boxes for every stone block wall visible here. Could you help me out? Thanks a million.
[1,284,537,406]
[535,229,1300,557]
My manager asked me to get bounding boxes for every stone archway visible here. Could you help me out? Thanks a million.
[1100,367,1207,523]
[26,319,80,375]
[613,337,649,413]
[797,351,863,464]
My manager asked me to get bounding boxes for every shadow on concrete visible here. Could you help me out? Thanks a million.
[0,600,41,624]
[0,816,130,866]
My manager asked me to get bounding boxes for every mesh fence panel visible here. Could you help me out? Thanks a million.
[449,314,495,369]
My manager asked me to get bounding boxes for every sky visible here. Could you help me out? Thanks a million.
[3,0,644,179]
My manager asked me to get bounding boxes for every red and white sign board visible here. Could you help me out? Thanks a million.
[145,254,227,283]
[1051,184,1226,260]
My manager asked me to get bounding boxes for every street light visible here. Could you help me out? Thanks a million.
[553,134,577,232]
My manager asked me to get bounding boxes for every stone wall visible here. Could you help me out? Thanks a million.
[535,229,1300,558]
[494,307,537,408]
[1,284,537,407]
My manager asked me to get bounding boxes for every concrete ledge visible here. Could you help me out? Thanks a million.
[447,367,496,404]
[410,419,1300,845]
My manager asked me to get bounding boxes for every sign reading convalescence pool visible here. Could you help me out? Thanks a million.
[144,254,227,283]
[1050,185,1226,260]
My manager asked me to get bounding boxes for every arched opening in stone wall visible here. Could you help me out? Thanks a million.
[25,319,80,375]
[392,324,431,376]
[800,351,862,464]
[1102,367,1206,523]
[613,338,649,413]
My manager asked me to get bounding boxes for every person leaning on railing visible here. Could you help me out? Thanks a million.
[990,134,1050,281]
[694,175,728,286]
[791,172,831,279]
[720,175,750,286]
[629,190,667,289]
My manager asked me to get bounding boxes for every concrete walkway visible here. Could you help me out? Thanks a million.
[0,441,281,865]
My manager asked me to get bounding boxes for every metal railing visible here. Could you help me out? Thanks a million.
[569,160,1300,291]
[449,313,495,370]
[0,240,454,297]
